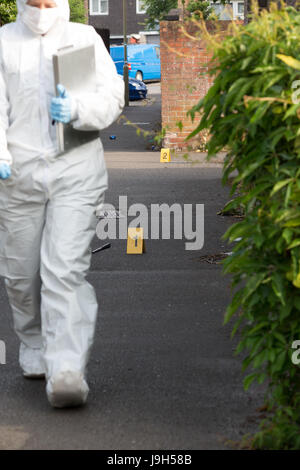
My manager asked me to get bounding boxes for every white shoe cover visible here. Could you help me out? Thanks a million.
[19,343,46,379]
[46,370,89,408]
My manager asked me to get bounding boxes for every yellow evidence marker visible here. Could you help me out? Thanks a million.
[160,148,171,163]
[127,227,146,254]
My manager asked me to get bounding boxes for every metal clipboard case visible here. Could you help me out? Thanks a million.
[53,44,100,154]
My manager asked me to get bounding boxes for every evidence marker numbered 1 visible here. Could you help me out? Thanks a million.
[127,227,146,254]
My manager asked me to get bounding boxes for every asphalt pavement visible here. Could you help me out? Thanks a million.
[0,84,264,450]
[101,82,162,153]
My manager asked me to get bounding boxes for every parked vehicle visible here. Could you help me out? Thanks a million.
[129,78,148,100]
[110,44,161,82]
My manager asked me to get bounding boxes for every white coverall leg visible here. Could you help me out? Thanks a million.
[0,0,125,407]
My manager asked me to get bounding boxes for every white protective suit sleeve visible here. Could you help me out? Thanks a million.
[72,28,125,132]
[0,51,13,166]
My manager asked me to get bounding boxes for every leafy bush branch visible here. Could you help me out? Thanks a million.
[187,0,300,449]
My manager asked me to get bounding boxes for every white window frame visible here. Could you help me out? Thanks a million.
[89,0,109,16]
[236,2,244,17]
[136,0,146,14]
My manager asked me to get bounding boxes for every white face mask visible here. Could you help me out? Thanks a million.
[22,4,60,35]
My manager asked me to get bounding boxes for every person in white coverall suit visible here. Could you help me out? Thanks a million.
[0,0,124,407]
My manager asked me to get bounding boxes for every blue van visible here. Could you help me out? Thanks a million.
[110,44,161,81]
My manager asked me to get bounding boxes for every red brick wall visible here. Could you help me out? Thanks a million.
[160,20,230,151]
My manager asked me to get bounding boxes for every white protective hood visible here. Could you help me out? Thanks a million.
[16,0,70,22]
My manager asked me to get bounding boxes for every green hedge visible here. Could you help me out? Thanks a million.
[187,2,300,449]
[0,0,17,25]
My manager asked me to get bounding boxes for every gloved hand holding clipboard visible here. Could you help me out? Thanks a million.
[52,44,100,154]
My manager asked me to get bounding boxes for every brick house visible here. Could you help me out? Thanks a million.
[85,0,160,45]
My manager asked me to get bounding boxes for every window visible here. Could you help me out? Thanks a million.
[237,2,244,14]
[210,1,244,20]
[211,3,223,16]
[136,0,146,14]
[90,0,109,15]
[211,2,233,20]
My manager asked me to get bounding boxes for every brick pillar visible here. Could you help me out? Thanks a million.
[160,20,230,151]
[160,20,212,151]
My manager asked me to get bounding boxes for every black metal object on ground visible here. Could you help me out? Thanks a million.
[92,243,111,254]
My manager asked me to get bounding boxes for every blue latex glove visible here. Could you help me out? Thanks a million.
[50,84,72,124]
[0,163,11,180]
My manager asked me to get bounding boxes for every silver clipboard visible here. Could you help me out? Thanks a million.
[53,44,100,154]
